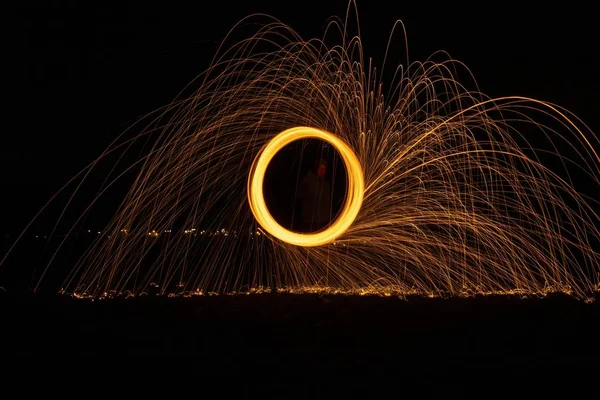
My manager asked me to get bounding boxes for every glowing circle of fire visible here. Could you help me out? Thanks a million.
[248,126,364,247]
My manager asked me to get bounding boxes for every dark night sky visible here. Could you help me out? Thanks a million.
[4,1,599,234]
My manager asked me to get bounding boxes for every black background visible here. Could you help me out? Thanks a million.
[4,1,599,234]
[2,1,599,381]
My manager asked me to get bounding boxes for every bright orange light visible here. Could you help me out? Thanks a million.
[247,126,364,247]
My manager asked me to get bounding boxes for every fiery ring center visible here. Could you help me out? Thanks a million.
[247,126,364,247]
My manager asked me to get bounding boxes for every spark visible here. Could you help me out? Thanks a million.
[2,5,600,300]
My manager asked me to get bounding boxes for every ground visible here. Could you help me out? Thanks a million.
[2,292,598,387]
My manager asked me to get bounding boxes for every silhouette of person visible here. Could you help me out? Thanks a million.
[296,158,333,232]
